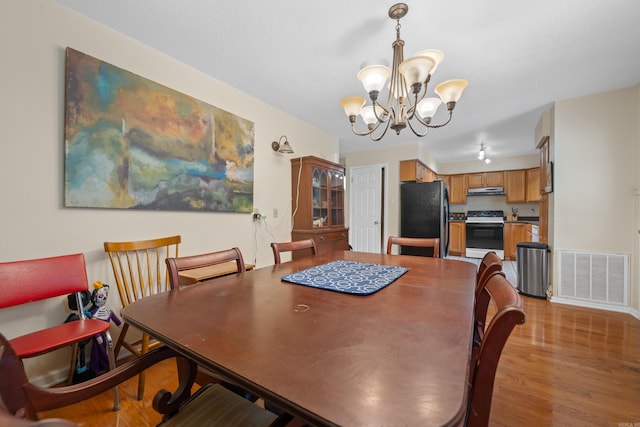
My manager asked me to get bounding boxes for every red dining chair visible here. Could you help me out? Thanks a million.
[467,271,526,427]
[270,239,317,264]
[386,236,440,258]
[0,253,119,410]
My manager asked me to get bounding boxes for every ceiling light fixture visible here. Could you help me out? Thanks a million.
[271,135,294,154]
[478,143,491,163]
[339,3,468,141]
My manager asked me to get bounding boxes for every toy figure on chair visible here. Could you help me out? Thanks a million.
[88,281,121,374]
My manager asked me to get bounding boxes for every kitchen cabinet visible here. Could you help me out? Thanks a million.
[467,171,504,188]
[449,174,468,204]
[504,222,535,260]
[538,136,550,243]
[438,174,451,190]
[525,168,541,202]
[539,194,549,244]
[505,170,526,202]
[291,156,349,257]
[449,222,466,256]
[400,159,434,182]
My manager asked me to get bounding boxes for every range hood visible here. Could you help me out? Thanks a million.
[467,186,505,196]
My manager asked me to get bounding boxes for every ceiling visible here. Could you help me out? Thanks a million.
[54,0,640,163]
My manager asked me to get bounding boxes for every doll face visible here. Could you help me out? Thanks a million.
[92,285,109,307]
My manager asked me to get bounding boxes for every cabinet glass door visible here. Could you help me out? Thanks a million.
[312,168,328,227]
[330,170,344,226]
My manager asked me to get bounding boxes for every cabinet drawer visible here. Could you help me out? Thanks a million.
[316,230,348,242]
[292,228,349,245]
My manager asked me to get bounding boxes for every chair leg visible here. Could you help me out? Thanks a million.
[114,322,129,359]
[104,331,120,411]
[68,342,79,385]
[136,333,150,400]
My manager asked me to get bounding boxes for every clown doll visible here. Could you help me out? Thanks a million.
[88,281,121,374]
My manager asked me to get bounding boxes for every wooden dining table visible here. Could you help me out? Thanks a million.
[121,250,477,427]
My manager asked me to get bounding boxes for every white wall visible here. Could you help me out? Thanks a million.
[0,0,337,383]
[552,85,639,312]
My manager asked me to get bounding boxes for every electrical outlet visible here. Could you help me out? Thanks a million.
[253,213,262,221]
[273,208,278,219]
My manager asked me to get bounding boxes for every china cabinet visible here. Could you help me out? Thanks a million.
[291,156,349,257]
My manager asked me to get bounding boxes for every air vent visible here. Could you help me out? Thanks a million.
[556,250,628,306]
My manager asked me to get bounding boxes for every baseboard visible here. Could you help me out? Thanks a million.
[551,296,640,319]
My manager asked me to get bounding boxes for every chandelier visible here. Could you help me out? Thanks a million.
[339,3,468,141]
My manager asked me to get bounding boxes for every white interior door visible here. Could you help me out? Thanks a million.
[349,164,384,253]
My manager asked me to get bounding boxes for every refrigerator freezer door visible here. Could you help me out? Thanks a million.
[400,181,449,258]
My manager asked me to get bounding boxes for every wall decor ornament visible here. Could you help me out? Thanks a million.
[64,47,254,213]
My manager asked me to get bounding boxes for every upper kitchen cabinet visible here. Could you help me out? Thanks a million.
[449,174,468,204]
[505,170,526,202]
[467,171,504,188]
[399,159,435,182]
[291,156,349,256]
[438,175,451,190]
[506,168,541,202]
[525,168,541,202]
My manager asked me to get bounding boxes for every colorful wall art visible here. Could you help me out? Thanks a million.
[64,47,254,213]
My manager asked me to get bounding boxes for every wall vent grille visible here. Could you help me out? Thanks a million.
[556,250,628,306]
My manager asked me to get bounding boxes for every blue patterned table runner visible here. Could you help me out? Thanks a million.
[280,260,409,295]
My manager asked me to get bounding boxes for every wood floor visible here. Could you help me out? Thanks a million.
[40,297,640,426]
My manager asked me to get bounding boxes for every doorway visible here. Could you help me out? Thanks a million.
[349,164,386,253]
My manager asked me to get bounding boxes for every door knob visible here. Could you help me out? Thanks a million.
[374,221,380,225]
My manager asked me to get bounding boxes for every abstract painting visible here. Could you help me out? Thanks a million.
[64,47,254,212]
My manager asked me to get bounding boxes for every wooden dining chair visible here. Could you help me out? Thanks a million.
[165,247,245,290]
[103,235,181,400]
[467,271,525,427]
[270,239,317,264]
[165,247,257,400]
[386,236,440,258]
[0,253,119,410]
[476,251,503,299]
[0,332,291,427]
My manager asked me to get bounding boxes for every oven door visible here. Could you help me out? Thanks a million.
[465,222,504,259]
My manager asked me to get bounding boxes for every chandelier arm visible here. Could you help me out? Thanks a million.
[369,118,392,142]
[372,100,391,123]
[416,110,454,129]
[349,120,382,137]
[405,91,422,121]
[406,116,429,138]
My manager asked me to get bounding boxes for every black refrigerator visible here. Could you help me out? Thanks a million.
[400,180,449,258]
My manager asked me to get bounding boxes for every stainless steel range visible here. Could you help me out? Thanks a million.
[465,210,505,260]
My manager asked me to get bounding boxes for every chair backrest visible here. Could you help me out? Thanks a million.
[270,239,317,264]
[166,247,245,290]
[467,272,525,427]
[104,236,181,307]
[476,251,503,299]
[386,236,440,258]
[0,253,88,309]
